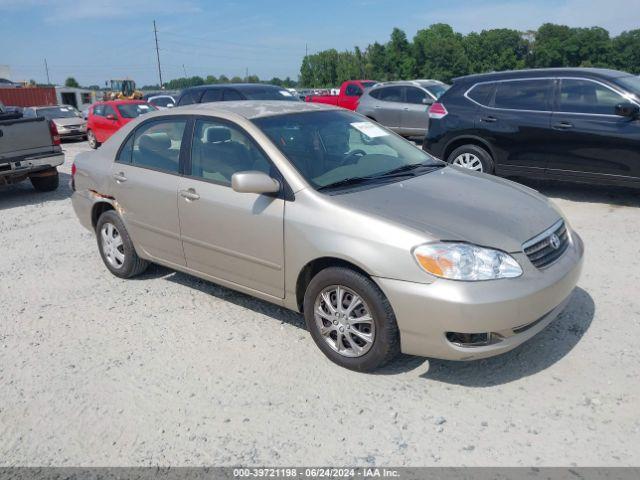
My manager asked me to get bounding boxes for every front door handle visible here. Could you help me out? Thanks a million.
[180,188,200,201]
[113,172,127,183]
[481,115,497,123]
[553,121,574,130]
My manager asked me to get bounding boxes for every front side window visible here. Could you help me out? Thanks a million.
[558,79,627,115]
[117,103,156,119]
[253,110,442,191]
[345,84,363,97]
[493,79,553,111]
[103,105,117,118]
[404,87,427,104]
[130,120,186,173]
[190,119,272,186]
[178,91,197,106]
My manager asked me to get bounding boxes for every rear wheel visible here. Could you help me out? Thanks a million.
[447,144,494,173]
[303,267,400,372]
[96,210,149,278]
[87,130,100,149]
[30,169,59,192]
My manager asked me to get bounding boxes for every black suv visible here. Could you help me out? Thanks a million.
[423,68,640,187]
[176,83,299,106]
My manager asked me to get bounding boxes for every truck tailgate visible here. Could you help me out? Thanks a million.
[0,117,57,160]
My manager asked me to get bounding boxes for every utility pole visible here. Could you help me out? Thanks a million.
[182,64,187,77]
[153,20,163,88]
[44,58,51,85]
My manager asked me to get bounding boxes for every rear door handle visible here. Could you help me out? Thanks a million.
[481,116,497,123]
[180,188,200,201]
[113,172,127,183]
[553,121,574,130]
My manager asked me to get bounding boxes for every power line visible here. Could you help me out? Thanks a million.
[153,20,163,88]
[44,58,50,85]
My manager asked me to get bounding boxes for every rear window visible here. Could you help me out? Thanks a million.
[493,79,553,111]
[241,86,298,101]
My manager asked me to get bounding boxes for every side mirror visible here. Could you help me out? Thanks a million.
[106,114,117,120]
[422,97,434,105]
[614,102,639,118]
[166,103,175,108]
[231,171,280,194]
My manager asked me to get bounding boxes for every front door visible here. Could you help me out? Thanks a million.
[401,86,430,136]
[177,118,285,298]
[547,78,640,180]
[101,105,121,142]
[109,118,188,267]
[371,86,404,131]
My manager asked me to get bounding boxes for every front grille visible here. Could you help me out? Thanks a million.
[523,220,569,269]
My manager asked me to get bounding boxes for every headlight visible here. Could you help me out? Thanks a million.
[413,243,522,281]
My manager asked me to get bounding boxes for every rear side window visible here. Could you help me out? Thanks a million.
[201,88,222,103]
[345,84,363,97]
[374,86,403,102]
[493,80,553,111]
[558,79,627,115]
[467,82,495,106]
[178,91,197,106]
[103,105,117,117]
[130,120,187,174]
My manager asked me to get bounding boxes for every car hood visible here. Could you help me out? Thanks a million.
[330,166,562,253]
[54,117,85,127]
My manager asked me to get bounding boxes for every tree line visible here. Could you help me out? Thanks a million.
[299,23,640,87]
[142,74,298,91]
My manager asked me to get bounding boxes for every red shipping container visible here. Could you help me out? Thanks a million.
[0,87,57,107]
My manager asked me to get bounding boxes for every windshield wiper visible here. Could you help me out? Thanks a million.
[377,162,444,177]
[317,176,376,191]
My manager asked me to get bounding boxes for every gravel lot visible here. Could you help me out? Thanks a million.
[1,140,639,467]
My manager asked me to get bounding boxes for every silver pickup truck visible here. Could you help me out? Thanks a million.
[0,101,65,191]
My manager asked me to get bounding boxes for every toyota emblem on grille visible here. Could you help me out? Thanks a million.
[549,233,561,250]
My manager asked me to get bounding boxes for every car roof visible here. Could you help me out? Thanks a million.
[176,100,338,119]
[95,100,147,105]
[453,67,631,84]
[181,83,284,92]
[371,80,445,89]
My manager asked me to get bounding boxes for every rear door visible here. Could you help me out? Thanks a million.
[547,78,640,180]
[177,117,285,298]
[473,78,554,174]
[369,86,404,131]
[110,118,188,267]
[401,86,431,136]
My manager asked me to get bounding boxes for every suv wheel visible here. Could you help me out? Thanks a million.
[87,130,100,149]
[30,169,59,192]
[96,210,149,278]
[303,267,400,372]
[447,144,494,173]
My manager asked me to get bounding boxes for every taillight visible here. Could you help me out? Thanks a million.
[71,162,76,191]
[428,102,448,119]
[49,120,61,146]
[71,163,77,177]
[305,95,312,102]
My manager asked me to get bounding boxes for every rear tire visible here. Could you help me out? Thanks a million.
[30,169,59,192]
[96,210,149,278]
[303,267,400,372]
[447,144,494,174]
[87,130,100,149]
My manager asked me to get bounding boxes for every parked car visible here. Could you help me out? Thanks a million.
[1,105,24,118]
[1,101,64,191]
[357,80,450,137]
[86,100,157,149]
[423,68,640,187]
[176,83,299,107]
[305,80,377,110]
[71,101,583,372]
[22,105,87,141]
[144,94,176,109]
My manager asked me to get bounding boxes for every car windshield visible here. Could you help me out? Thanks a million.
[37,106,81,120]
[253,110,443,191]
[117,103,157,118]
[423,84,449,99]
[615,75,640,98]
[242,86,299,101]
[150,96,174,107]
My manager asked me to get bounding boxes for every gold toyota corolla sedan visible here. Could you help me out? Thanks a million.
[71,101,584,372]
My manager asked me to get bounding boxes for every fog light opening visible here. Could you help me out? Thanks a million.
[446,331,495,347]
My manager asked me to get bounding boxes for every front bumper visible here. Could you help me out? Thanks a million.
[374,232,584,360]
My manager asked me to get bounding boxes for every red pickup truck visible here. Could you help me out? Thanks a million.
[305,80,377,111]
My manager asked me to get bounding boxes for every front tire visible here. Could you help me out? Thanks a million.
[447,144,494,173]
[303,267,400,372]
[87,130,100,149]
[96,210,149,278]
[30,169,59,192]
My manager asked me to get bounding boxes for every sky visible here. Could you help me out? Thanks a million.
[1,0,639,87]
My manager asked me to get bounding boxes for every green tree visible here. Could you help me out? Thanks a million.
[613,29,640,73]
[364,42,387,80]
[413,23,469,82]
[65,77,80,88]
[464,29,529,73]
[385,28,415,79]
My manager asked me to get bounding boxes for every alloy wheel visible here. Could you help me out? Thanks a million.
[452,152,483,171]
[100,222,125,269]
[314,285,375,358]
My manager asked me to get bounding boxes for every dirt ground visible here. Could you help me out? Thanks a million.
[1,140,639,466]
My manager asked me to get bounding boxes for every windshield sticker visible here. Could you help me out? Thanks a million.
[279,90,293,97]
[351,121,389,138]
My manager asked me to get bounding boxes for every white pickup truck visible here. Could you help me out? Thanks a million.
[0,101,65,191]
